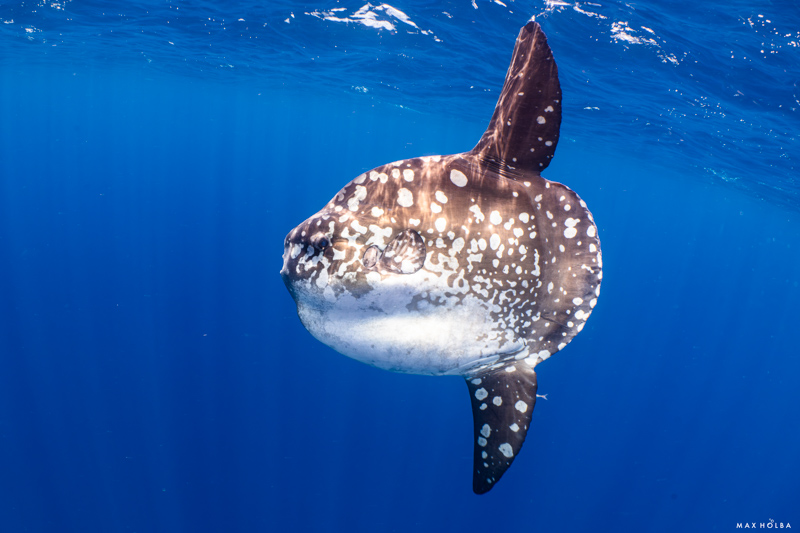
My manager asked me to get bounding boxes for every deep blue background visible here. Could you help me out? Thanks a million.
[2,2,799,531]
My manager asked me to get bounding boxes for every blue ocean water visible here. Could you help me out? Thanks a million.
[1,1,798,532]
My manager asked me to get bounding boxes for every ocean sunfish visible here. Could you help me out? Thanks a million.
[281,21,602,494]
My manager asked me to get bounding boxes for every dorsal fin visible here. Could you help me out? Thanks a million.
[465,362,538,494]
[470,21,562,174]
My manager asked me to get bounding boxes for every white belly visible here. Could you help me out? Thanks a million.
[294,276,524,376]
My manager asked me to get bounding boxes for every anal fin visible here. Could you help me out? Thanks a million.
[465,362,538,494]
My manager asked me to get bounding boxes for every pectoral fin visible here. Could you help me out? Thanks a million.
[381,228,426,274]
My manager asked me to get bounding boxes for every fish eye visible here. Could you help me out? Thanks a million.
[311,233,331,251]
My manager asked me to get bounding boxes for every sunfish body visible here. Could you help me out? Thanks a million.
[281,21,602,494]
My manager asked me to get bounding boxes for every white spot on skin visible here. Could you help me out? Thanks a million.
[480,424,491,438]
[350,220,367,234]
[492,396,502,406]
[435,191,448,204]
[450,169,468,187]
[564,218,579,238]
[545,140,553,147]
[348,185,368,212]
[587,225,597,237]
[371,207,384,217]
[478,437,488,447]
[435,217,447,233]
[519,213,529,223]
[397,188,413,207]
[452,237,465,254]
[537,116,546,124]
[489,211,502,225]
[475,388,488,400]
[544,105,554,112]
[573,297,583,305]
[471,378,482,385]
[490,234,501,250]
[366,224,392,247]
[469,205,484,223]
[481,451,488,459]
[403,169,414,182]
[498,443,514,458]
[509,423,519,432]
[431,202,442,214]
[515,400,528,413]
[290,243,303,259]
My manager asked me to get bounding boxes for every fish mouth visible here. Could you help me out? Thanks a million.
[279,261,299,300]
[279,243,299,299]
